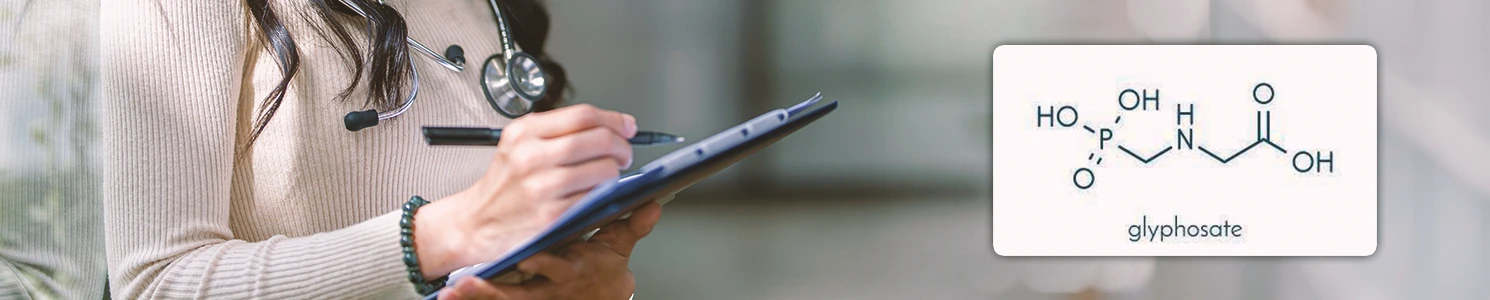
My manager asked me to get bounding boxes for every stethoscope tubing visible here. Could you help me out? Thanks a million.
[337,0,543,130]
[378,58,419,121]
[336,0,432,122]
[408,37,464,72]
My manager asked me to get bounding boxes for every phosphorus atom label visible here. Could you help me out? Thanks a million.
[991,45,1377,256]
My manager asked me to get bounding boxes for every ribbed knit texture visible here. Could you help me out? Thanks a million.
[101,0,516,298]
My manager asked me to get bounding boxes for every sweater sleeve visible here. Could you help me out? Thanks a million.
[101,2,418,298]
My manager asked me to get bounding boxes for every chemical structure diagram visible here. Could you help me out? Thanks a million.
[1034,83,1336,190]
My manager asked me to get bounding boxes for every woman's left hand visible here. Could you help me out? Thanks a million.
[438,202,663,300]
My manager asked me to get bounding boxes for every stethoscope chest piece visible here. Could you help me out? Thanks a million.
[481,52,547,119]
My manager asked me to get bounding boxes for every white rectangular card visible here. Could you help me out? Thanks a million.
[991,45,1377,256]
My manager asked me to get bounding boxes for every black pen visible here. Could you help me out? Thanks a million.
[423,127,686,146]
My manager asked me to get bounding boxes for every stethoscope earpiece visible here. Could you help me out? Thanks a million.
[444,45,465,67]
[344,109,380,131]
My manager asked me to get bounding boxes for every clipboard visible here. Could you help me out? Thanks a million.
[432,94,838,298]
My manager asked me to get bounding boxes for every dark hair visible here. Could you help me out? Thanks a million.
[242,0,567,148]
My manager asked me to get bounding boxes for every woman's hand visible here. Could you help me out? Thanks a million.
[415,104,638,278]
[438,203,663,300]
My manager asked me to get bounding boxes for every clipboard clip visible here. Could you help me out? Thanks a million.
[786,92,824,117]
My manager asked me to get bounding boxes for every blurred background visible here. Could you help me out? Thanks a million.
[0,0,103,299]
[4,0,1490,299]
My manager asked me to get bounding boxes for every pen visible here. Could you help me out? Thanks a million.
[422,127,686,146]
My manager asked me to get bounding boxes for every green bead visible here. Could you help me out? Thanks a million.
[401,228,413,236]
[399,216,412,228]
[403,251,419,265]
[400,234,413,247]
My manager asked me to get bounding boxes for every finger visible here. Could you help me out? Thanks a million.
[444,276,508,300]
[588,203,663,257]
[437,287,461,300]
[524,157,622,200]
[503,126,631,175]
[446,276,564,300]
[503,283,554,300]
[510,104,636,140]
[516,252,580,283]
[628,202,663,234]
[542,126,632,168]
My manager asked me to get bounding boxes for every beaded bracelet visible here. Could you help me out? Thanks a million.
[400,196,445,295]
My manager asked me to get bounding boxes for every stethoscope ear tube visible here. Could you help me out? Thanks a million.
[338,0,421,131]
[337,0,545,132]
[337,0,466,72]
[344,55,420,131]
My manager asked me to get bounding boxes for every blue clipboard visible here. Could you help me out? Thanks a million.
[430,94,837,298]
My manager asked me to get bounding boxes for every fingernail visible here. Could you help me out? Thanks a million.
[623,114,637,137]
[623,157,634,170]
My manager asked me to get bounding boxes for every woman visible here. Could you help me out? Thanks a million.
[100,0,659,298]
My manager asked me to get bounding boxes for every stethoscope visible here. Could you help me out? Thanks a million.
[340,0,548,131]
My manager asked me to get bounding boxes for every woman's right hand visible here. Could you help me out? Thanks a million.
[413,104,638,278]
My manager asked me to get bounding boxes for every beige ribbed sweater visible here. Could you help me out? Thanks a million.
[102,1,520,298]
